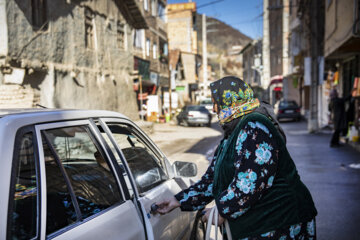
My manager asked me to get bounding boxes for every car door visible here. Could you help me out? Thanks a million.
[97,118,194,240]
[30,120,146,240]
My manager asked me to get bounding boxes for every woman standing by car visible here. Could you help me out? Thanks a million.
[156,76,317,239]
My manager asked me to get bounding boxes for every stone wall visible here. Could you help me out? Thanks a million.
[2,0,139,120]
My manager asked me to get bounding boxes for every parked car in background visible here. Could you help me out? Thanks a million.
[199,98,215,115]
[176,105,212,127]
[0,109,204,240]
[274,99,302,121]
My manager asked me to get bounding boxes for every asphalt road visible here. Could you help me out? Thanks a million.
[280,120,360,240]
[151,119,360,239]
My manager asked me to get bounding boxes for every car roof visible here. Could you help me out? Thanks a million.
[0,108,65,117]
[0,108,129,126]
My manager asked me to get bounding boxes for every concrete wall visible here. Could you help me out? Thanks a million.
[2,0,139,120]
[269,0,283,77]
[0,0,8,58]
[167,5,195,53]
[324,0,357,57]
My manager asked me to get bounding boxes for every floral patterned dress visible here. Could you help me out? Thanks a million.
[175,121,316,239]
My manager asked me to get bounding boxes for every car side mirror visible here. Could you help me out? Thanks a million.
[172,161,197,177]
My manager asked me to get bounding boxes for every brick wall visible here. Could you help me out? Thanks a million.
[0,84,35,108]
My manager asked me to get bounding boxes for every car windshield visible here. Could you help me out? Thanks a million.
[187,106,208,112]
[280,101,298,108]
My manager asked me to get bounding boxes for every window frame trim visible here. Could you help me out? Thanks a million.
[7,125,41,240]
[89,118,131,200]
[96,119,141,199]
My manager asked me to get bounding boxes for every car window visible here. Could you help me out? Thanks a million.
[280,101,298,108]
[188,105,209,112]
[9,132,38,239]
[42,126,123,235]
[42,140,78,235]
[105,123,168,193]
[200,99,212,105]
[96,123,135,198]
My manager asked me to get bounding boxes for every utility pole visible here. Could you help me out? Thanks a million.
[202,14,208,95]
[169,67,172,119]
[308,0,320,132]
[139,75,144,121]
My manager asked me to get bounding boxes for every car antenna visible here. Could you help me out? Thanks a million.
[36,104,48,109]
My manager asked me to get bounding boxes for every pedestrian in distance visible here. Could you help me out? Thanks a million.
[328,89,351,148]
[156,76,317,239]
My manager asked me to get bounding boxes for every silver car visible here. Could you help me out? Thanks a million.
[0,109,204,240]
[176,105,212,127]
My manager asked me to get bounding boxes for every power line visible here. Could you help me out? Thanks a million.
[227,12,263,26]
[152,0,226,18]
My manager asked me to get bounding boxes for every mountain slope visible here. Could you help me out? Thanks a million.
[195,13,252,55]
[195,14,252,78]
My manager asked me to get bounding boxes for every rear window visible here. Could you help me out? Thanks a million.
[200,100,212,105]
[187,106,209,112]
[280,101,298,108]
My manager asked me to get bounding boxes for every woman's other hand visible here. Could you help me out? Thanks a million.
[201,208,225,225]
[156,197,181,214]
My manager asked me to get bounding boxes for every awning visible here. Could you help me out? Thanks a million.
[134,57,150,81]
[270,75,283,86]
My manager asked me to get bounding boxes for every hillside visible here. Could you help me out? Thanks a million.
[195,14,252,54]
[195,14,252,78]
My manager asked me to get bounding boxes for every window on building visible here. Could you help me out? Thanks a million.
[134,29,144,49]
[117,22,125,49]
[144,0,149,11]
[158,2,166,21]
[85,8,94,49]
[151,0,157,16]
[146,39,150,57]
[159,39,168,63]
[159,41,168,56]
[31,0,48,30]
[153,43,157,59]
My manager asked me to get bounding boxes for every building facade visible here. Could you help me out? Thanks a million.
[132,0,169,120]
[263,0,290,105]
[0,0,147,120]
[241,39,263,87]
[324,0,360,132]
[167,2,199,105]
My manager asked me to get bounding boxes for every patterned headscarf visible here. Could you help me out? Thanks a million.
[210,76,260,125]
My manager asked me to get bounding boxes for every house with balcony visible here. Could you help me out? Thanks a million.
[132,0,170,120]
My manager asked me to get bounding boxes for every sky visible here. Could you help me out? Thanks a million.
[167,0,263,40]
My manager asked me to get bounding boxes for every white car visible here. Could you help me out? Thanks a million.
[199,98,216,116]
[0,109,204,240]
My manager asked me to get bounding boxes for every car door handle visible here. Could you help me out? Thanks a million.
[150,203,159,214]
